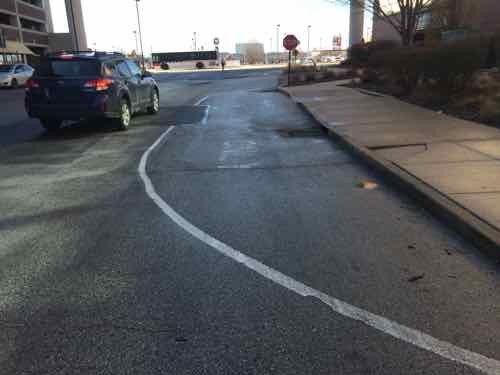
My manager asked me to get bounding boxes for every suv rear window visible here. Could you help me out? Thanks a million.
[35,60,100,77]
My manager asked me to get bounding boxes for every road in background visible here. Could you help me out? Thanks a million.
[0,69,498,374]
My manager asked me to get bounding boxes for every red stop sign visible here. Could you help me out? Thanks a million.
[283,35,300,51]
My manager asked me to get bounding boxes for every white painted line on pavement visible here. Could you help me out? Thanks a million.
[201,106,210,125]
[194,96,209,106]
[138,126,500,375]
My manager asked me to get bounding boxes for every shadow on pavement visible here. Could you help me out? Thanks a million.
[36,120,116,141]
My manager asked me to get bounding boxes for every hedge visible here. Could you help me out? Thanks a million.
[368,39,482,94]
[348,40,399,67]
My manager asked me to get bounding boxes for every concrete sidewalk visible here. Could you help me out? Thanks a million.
[281,81,500,255]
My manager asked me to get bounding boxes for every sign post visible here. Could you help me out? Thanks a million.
[214,37,221,67]
[283,34,300,87]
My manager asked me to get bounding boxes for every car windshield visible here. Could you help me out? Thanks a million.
[35,60,100,77]
[0,65,14,73]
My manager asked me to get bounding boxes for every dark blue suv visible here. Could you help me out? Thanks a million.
[25,51,159,131]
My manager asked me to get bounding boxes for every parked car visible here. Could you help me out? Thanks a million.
[25,51,159,131]
[302,58,317,67]
[0,64,34,88]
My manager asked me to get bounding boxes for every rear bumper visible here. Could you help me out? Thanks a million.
[25,94,119,120]
[27,106,118,120]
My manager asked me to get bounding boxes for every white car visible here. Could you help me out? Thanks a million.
[0,64,34,88]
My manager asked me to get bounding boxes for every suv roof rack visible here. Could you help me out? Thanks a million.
[45,51,125,58]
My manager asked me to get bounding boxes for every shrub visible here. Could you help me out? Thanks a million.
[290,64,317,73]
[422,40,481,93]
[348,40,399,67]
[479,31,500,69]
[368,39,482,95]
[369,47,426,93]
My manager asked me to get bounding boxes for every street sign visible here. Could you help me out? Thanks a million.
[283,35,300,87]
[283,34,300,51]
[213,37,220,46]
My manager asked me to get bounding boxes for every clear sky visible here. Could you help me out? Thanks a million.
[49,0,353,54]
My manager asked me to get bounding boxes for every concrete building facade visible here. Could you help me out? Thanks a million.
[372,0,500,45]
[349,0,365,47]
[235,42,265,64]
[0,0,52,63]
[64,0,86,51]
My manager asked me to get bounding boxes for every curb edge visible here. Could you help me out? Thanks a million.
[278,86,500,261]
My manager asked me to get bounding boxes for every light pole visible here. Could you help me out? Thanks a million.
[193,32,197,51]
[134,0,145,70]
[307,25,312,54]
[133,30,139,56]
[269,37,272,64]
[276,24,280,54]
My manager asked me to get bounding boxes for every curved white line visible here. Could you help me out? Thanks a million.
[139,126,500,375]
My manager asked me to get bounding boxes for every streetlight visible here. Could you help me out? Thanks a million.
[276,24,280,54]
[307,25,312,54]
[193,32,197,51]
[269,37,272,63]
[133,30,139,56]
[134,0,145,70]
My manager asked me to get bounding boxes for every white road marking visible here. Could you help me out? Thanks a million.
[194,96,209,106]
[138,130,500,375]
[201,105,210,125]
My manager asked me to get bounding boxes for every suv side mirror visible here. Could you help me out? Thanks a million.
[142,70,152,78]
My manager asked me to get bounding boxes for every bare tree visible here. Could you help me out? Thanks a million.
[330,0,441,46]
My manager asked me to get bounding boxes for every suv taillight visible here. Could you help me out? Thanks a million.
[26,79,40,89]
[84,78,113,91]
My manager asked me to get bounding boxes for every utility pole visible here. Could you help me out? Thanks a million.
[307,25,311,54]
[134,0,145,70]
[269,37,272,64]
[276,24,280,53]
[133,30,139,56]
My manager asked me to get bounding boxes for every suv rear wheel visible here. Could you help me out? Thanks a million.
[115,98,131,131]
[40,118,62,132]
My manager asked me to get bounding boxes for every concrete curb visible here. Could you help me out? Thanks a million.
[278,86,500,261]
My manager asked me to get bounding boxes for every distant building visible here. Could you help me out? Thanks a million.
[266,51,290,64]
[0,0,88,65]
[0,0,52,64]
[49,0,87,52]
[372,0,500,45]
[235,42,265,64]
[48,32,74,52]
[63,0,87,50]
